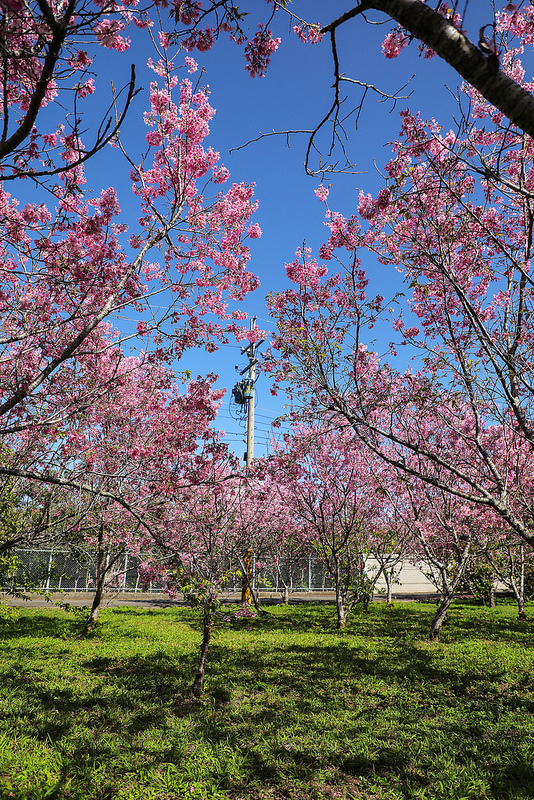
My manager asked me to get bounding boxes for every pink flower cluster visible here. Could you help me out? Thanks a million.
[247,223,262,239]
[285,247,327,289]
[314,184,329,202]
[173,0,202,25]
[184,27,215,52]
[293,23,323,45]
[244,25,281,78]
[382,28,408,59]
[93,19,130,51]
[357,187,391,220]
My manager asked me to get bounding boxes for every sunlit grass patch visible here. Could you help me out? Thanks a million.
[0,601,533,799]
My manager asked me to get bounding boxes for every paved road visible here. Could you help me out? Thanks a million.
[1,589,439,609]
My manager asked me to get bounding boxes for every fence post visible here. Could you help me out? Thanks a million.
[122,554,128,591]
[44,550,54,591]
[308,555,312,592]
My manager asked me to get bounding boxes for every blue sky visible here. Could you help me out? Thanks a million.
[168,0,495,456]
[43,2,507,457]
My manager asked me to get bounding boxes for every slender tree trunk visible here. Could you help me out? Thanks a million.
[430,594,454,641]
[86,582,105,632]
[489,585,496,608]
[510,545,527,620]
[385,571,393,605]
[282,585,289,605]
[240,549,253,605]
[518,544,526,621]
[336,588,347,629]
[428,538,472,640]
[239,554,268,615]
[192,610,212,698]
[85,523,109,633]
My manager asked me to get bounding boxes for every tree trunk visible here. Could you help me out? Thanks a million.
[323,1,534,140]
[430,594,454,641]
[85,582,105,632]
[489,585,496,608]
[336,590,347,629]
[385,572,393,605]
[282,585,289,605]
[518,544,526,620]
[510,544,527,620]
[85,524,108,634]
[192,611,212,698]
[240,549,253,605]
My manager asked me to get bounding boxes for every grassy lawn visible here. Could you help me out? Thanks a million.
[1,600,534,800]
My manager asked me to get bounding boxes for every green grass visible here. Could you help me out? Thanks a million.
[1,600,534,800]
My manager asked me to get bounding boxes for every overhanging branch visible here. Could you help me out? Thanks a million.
[323,1,534,139]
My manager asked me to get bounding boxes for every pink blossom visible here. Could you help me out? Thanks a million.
[382,28,408,59]
[314,184,329,202]
[93,19,131,51]
[67,51,92,69]
[293,24,323,45]
[285,248,327,288]
[213,165,230,184]
[244,26,281,78]
[185,56,198,74]
[184,27,214,53]
[247,223,262,239]
[76,79,95,99]
[174,0,202,25]
[133,16,153,29]
[158,31,171,48]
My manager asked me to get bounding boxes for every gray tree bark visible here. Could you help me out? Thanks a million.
[192,611,213,698]
[430,594,453,641]
[323,1,534,139]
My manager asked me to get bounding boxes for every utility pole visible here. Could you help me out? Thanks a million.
[244,316,257,470]
[235,315,261,468]
[236,316,262,603]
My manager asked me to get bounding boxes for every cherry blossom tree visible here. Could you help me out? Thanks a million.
[50,351,224,630]
[226,470,287,610]
[6,2,534,188]
[0,40,262,504]
[386,474,485,640]
[273,422,390,629]
[139,448,259,697]
[266,6,534,565]
[0,0,139,182]
[168,2,534,173]
[479,534,534,620]
[261,475,313,604]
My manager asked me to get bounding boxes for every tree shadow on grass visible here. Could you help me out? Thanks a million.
[444,605,534,646]
[2,606,534,799]
[0,610,79,640]
[205,638,534,797]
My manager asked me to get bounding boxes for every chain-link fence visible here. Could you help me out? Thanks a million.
[7,549,339,593]
[5,549,439,594]
[222,555,335,593]
[7,549,162,593]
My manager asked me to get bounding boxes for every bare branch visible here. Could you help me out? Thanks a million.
[323,1,534,139]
